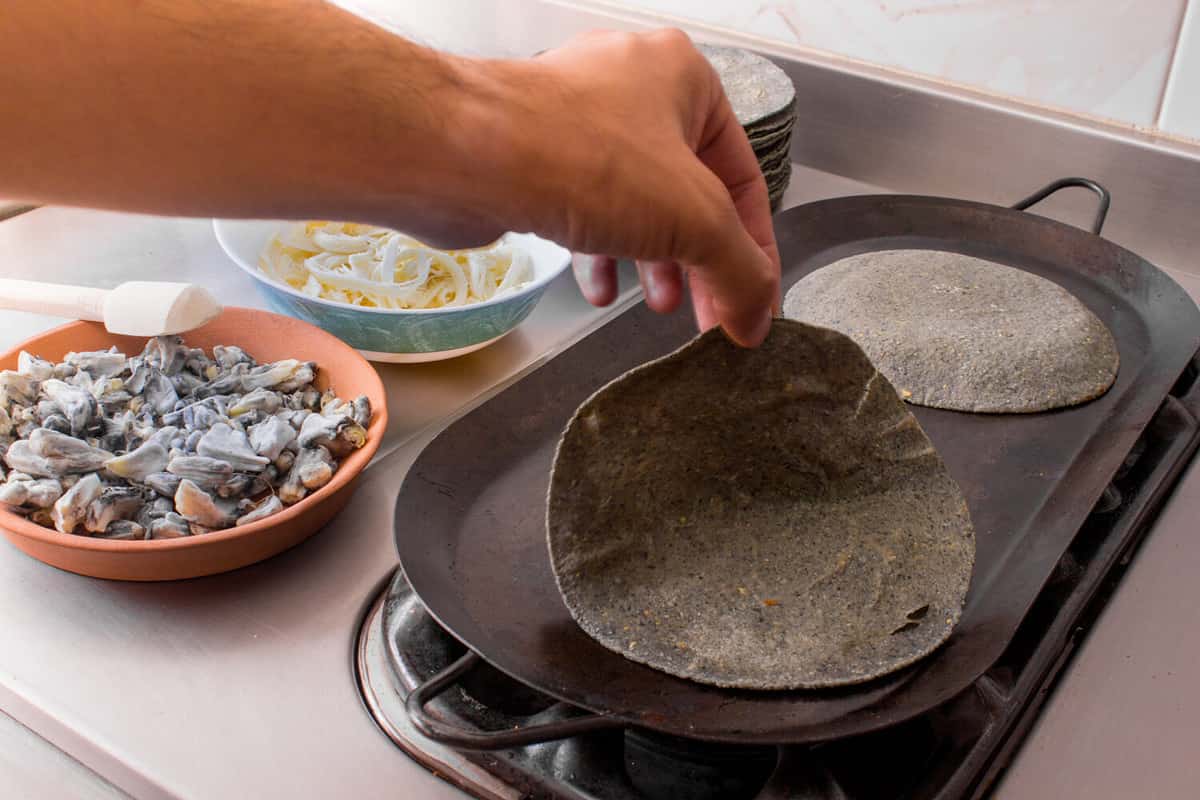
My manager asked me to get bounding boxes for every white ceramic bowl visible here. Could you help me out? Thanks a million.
[212,220,571,363]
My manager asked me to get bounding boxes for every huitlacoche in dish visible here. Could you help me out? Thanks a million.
[0,337,371,540]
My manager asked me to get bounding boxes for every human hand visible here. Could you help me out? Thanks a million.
[473,29,780,346]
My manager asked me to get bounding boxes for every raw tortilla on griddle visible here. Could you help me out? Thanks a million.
[783,249,1120,413]
[547,320,975,690]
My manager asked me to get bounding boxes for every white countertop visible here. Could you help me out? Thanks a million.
[2,163,1199,799]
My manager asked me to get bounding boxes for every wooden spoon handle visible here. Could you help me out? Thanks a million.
[0,278,109,322]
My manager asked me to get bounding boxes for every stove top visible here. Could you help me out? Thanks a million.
[358,358,1200,800]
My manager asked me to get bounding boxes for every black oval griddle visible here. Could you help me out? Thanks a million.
[393,180,1200,746]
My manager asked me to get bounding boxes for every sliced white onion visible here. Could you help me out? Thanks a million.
[261,222,533,310]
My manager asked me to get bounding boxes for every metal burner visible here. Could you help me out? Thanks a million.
[623,730,776,800]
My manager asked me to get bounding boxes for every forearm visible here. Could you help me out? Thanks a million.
[0,0,504,236]
[1,8,779,344]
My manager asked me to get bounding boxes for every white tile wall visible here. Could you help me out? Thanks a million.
[1161,1,1200,139]
[604,0,1187,128]
[336,0,1200,141]
[332,0,509,55]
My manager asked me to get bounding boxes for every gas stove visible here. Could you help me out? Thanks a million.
[357,355,1200,800]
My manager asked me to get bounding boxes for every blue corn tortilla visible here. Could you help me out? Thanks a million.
[699,44,796,129]
[547,320,975,689]
[783,250,1120,413]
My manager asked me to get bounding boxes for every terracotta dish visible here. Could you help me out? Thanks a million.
[0,308,386,581]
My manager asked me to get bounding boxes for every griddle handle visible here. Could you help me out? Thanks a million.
[405,651,623,750]
[1011,177,1110,235]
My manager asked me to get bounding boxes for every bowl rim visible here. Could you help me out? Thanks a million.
[0,309,388,554]
[212,218,572,317]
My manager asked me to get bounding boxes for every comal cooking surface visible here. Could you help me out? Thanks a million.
[395,194,1200,743]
